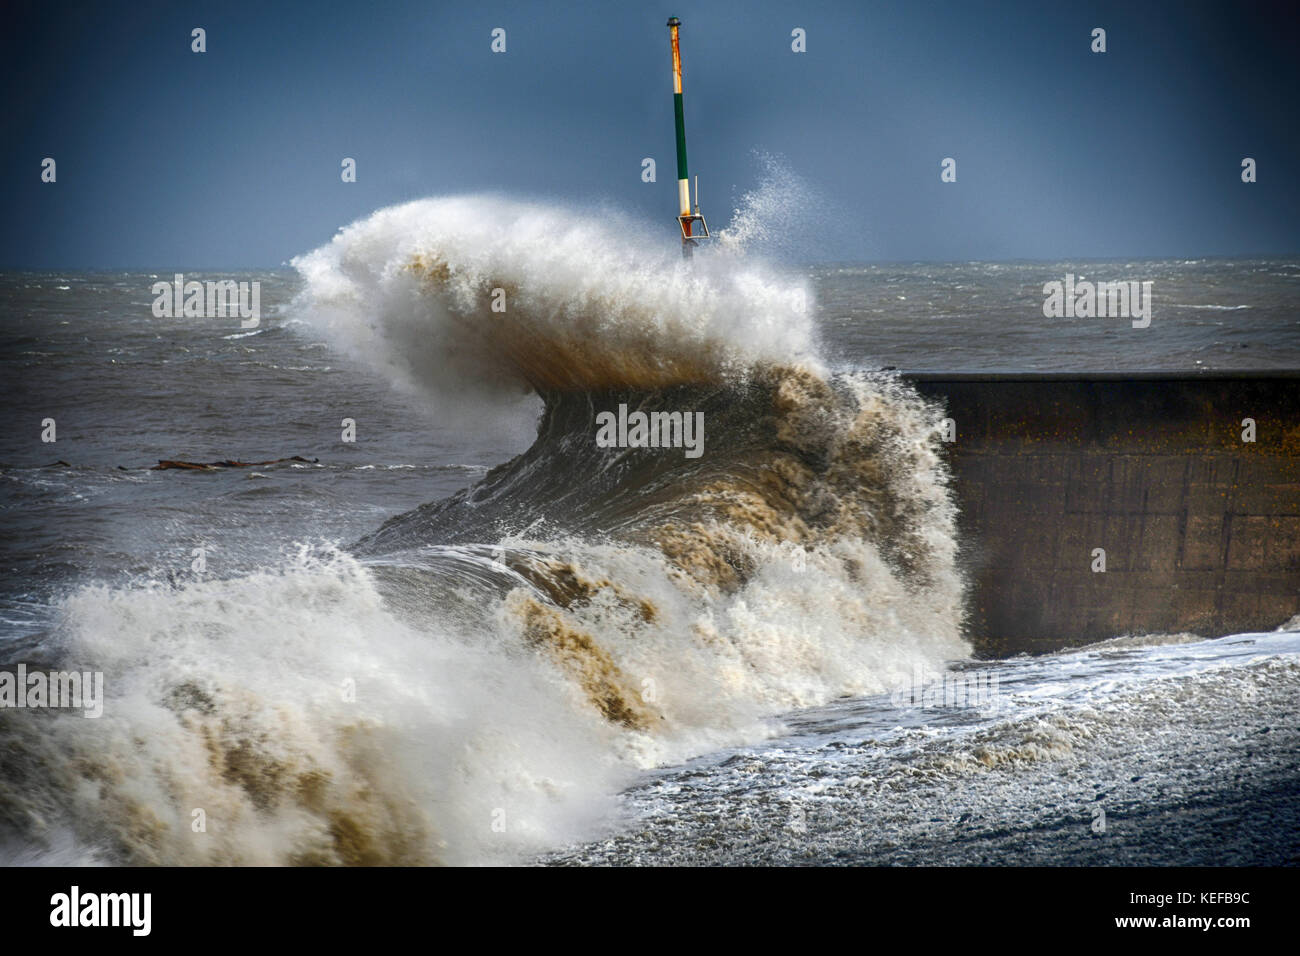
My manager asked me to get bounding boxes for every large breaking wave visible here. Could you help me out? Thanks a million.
[0,193,967,865]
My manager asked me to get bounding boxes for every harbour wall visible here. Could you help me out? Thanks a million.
[905,371,1300,656]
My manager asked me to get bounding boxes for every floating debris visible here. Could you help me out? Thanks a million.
[151,456,317,471]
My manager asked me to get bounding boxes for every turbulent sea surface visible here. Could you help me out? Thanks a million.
[1,194,1298,865]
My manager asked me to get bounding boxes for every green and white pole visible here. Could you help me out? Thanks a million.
[668,16,695,255]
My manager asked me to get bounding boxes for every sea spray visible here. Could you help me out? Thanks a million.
[0,191,967,865]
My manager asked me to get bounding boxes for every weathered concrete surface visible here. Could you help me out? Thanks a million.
[906,371,1300,657]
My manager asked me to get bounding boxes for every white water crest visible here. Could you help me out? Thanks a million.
[3,186,969,866]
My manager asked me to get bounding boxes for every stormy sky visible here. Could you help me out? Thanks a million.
[3,0,1297,267]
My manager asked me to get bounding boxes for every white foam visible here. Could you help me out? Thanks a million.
[7,547,629,865]
[289,193,821,414]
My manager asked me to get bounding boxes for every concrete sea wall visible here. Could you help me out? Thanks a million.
[906,371,1300,656]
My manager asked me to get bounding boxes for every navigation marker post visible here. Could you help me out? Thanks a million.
[667,17,710,256]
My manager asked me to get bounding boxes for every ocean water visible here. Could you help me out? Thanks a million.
[1,195,1297,865]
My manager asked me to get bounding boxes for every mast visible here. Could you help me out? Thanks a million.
[667,17,709,256]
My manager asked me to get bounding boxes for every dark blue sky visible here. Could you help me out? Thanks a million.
[3,0,1298,267]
